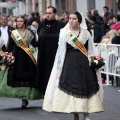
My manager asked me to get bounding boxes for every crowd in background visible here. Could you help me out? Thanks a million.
[1,6,120,45]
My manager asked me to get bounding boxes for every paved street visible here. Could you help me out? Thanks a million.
[0,85,120,120]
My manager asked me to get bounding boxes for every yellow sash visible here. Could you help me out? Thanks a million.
[11,29,36,65]
[66,28,88,57]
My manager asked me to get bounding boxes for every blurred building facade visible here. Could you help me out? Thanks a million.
[25,0,119,16]
[0,0,25,16]
[0,0,120,17]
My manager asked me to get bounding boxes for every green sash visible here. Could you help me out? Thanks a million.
[11,29,36,65]
[66,28,88,57]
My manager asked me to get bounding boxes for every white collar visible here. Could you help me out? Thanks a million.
[0,26,8,30]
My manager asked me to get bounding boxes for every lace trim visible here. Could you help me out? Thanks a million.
[58,85,99,99]
[7,46,37,87]
[65,28,89,49]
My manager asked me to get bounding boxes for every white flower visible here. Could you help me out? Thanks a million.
[94,60,98,64]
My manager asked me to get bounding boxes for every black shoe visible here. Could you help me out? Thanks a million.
[21,100,29,109]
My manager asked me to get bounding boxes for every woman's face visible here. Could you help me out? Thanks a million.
[69,14,79,28]
[17,18,25,28]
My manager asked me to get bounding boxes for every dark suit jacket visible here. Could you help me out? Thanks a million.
[93,22,103,43]
[0,25,14,52]
[35,20,65,92]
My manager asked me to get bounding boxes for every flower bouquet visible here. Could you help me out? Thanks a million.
[0,51,15,70]
[89,55,105,69]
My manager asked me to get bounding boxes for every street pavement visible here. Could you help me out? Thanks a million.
[0,85,120,120]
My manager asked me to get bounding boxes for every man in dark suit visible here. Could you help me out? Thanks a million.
[0,14,14,52]
[89,16,103,43]
[35,6,65,93]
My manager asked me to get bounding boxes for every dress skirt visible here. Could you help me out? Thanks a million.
[43,44,104,113]
[0,67,43,100]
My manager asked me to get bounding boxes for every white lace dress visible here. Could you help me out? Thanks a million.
[43,27,104,113]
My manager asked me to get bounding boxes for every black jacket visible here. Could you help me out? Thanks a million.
[36,19,65,92]
[93,22,103,43]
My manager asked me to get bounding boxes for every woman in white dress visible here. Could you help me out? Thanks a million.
[43,11,104,120]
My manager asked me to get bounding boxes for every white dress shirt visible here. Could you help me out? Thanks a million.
[0,26,9,47]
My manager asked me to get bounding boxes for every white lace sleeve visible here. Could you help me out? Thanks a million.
[79,29,90,45]
[87,31,96,56]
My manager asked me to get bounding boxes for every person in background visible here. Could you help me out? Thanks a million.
[27,12,41,34]
[103,6,111,19]
[91,9,103,23]
[35,6,65,94]
[91,9,105,35]
[63,14,69,24]
[103,6,111,34]
[107,14,116,26]
[89,15,104,43]
[8,16,17,28]
[111,14,120,29]
[61,11,69,24]
[30,21,39,61]
[31,21,39,41]
[0,14,14,51]
[40,15,47,22]
[43,11,104,120]
[86,10,92,19]
[59,15,65,22]
[100,29,119,44]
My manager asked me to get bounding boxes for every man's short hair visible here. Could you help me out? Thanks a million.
[103,6,109,10]
[92,9,98,16]
[47,6,57,14]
